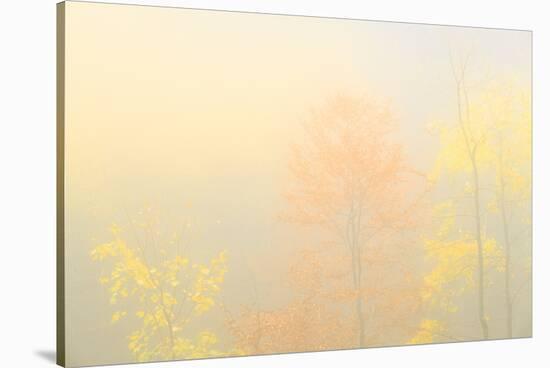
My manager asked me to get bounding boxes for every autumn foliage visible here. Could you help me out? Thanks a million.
[91,223,232,362]
[90,80,530,361]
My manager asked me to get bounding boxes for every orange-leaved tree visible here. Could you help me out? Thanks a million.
[282,94,426,348]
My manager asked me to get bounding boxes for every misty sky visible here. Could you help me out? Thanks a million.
[62,2,531,366]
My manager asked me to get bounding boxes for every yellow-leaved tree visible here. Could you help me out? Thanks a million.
[481,80,531,338]
[91,222,231,362]
[412,57,531,342]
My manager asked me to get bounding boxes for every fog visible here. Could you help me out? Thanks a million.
[62,2,531,366]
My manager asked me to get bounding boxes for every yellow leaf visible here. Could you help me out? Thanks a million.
[111,311,127,323]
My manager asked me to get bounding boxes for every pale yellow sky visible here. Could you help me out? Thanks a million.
[65,2,530,201]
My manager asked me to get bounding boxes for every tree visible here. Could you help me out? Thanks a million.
[91,222,231,362]
[420,64,531,340]
[282,94,425,347]
[478,80,532,337]
[416,201,504,342]
[225,245,355,354]
[449,57,492,338]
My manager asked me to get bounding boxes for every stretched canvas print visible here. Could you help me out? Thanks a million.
[56,1,532,367]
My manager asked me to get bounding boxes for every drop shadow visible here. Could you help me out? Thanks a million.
[35,350,56,364]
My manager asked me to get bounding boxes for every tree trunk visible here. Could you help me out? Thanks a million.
[454,68,489,340]
[498,137,513,338]
[472,162,489,339]
[356,246,366,347]
[347,197,366,348]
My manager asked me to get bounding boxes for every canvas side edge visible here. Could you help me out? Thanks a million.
[56,2,66,367]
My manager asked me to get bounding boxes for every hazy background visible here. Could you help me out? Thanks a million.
[63,2,531,366]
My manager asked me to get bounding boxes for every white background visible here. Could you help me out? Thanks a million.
[0,0,547,367]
